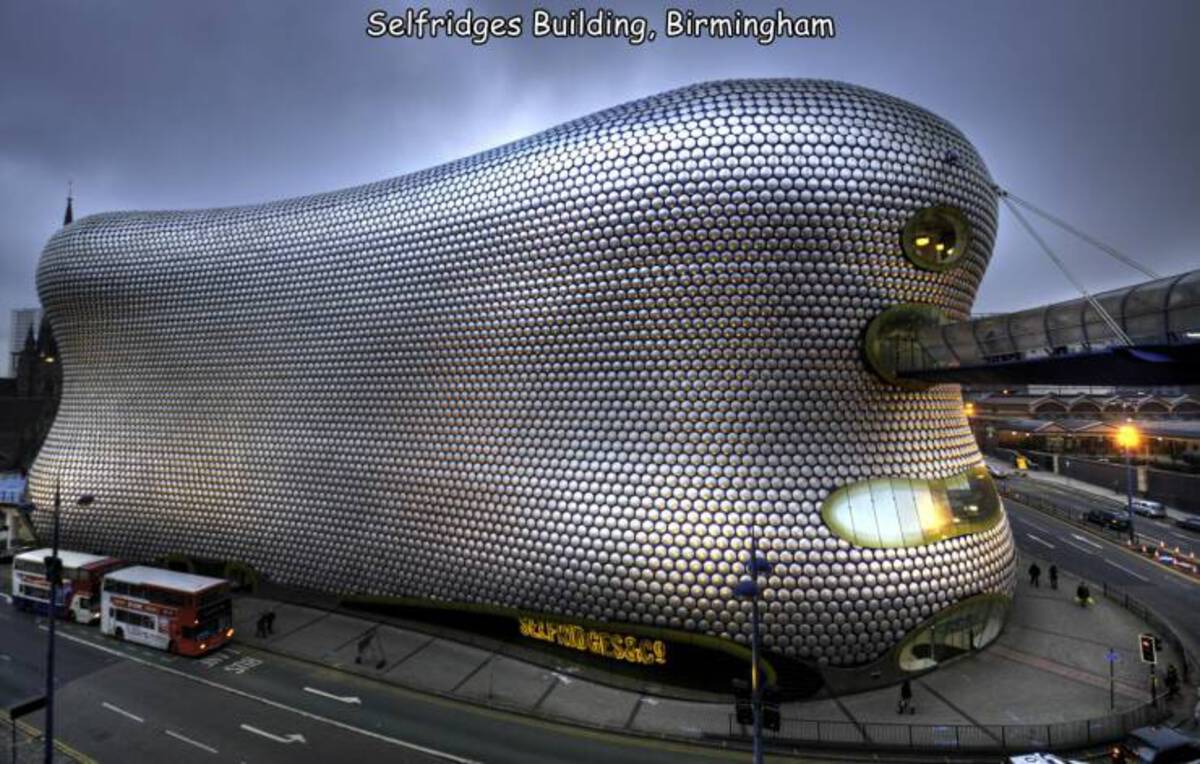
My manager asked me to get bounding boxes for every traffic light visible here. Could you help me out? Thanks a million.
[732,679,753,726]
[1139,633,1157,664]
[43,555,63,586]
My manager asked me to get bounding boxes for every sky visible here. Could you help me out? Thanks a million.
[2,0,1198,366]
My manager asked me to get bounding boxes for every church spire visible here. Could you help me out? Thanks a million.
[64,180,73,226]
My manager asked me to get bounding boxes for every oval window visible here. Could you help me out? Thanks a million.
[901,206,971,271]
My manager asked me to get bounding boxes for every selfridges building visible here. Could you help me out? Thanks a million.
[32,79,1016,694]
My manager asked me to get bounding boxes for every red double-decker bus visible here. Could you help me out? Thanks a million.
[100,565,234,656]
[11,548,124,623]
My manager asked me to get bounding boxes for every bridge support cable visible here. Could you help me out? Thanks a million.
[1002,191,1160,280]
[1000,196,1133,346]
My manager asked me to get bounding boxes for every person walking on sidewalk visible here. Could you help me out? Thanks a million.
[1049,565,1058,590]
[897,679,914,714]
[255,613,268,638]
[265,610,276,635]
[1028,562,1041,588]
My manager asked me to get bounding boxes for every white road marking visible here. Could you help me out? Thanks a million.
[1071,534,1103,550]
[0,654,11,662]
[1104,559,1151,583]
[165,729,218,754]
[240,724,306,745]
[101,701,144,723]
[53,630,481,764]
[304,686,362,705]
[1168,531,1198,544]
[551,672,573,685]
[1065,540,1098,555]
[1025,533,1056,549]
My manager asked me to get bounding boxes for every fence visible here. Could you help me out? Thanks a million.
[726,699,1167,754]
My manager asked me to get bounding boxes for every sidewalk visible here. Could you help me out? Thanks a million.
[231,560,1198,746]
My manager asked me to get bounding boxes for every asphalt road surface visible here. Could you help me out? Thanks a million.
[1004,495,1200,658]
[1,596,830,764]
[1007,476,1200,559]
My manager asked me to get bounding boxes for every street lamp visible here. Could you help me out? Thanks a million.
[734,524,772,764]
[35,479,94,764]
[1115,424,1140,545]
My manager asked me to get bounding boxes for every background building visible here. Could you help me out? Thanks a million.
[7,308,41,377]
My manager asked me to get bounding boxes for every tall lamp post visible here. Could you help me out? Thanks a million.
[34,479,94,764]
[1115,424,1140,545]
[734,523,772,764]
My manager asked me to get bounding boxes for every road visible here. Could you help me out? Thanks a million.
[1,597,833,764]
[1007,476,1200,559]
[1004,493,1200,660]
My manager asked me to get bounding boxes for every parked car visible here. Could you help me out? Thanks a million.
[1087,508,1131,532]
[1109,725,1200,762]
[1130,499,1167,519]
[1176,515,1200,534]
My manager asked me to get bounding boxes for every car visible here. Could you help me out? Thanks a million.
[1109,725,1200,762]
[988,465,1012,480]
[1176,515,1200,534]
[1131,499,1167,519]
[1087,508,1131,532]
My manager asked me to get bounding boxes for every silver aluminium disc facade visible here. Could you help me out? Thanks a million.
[31,79,1017,676]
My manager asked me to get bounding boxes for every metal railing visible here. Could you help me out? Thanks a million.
[725,698,1167,754]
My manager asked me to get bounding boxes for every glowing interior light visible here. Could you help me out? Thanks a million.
[915,236,931,247]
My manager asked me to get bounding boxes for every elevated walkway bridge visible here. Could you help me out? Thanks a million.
[871,269,1200,387]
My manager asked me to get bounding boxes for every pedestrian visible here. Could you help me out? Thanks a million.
[1075,582,1091,607]
[355,631,373,665]
[265,610,276,635]
[1049,565,1058,590]
[1166,665,1180,700]
[1028,562,1041,588]
[255,614,267,638]
[897,679,914,715]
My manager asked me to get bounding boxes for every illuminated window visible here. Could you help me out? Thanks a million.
[901,206,971,271]
[897,594,1010,672]
[862,303,949,390]
[821,465,1002,548]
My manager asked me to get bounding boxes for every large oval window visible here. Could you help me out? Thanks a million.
[902,206,971,271]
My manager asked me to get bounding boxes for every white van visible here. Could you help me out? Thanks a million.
[1130,498,1167,519]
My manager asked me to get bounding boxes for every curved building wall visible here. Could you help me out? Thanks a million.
[31,79,1015,676]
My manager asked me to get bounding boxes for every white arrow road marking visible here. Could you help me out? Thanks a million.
[240,724,307,745]
[54,630,480,763]
[551,672,573,685]
[101,701,144,723]
[304,686,362,705]
[1104,559,1151,583]
[1025,533,1056,549]
[1071,534,1103,550]
[166,729,218,754]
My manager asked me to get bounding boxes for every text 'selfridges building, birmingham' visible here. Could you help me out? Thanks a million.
[31,80,1016,695]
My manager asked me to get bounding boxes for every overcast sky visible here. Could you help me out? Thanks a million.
[2,1,1198,365]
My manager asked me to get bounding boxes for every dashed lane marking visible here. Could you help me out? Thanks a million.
[1070,534,1103,550]
[101,701,145,723]
[53,629,482,764]
[1025,533,1056,549]
[165,729,219,754]
[1065,540,1098,555]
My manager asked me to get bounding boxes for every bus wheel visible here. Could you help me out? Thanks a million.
[115,627,125,641]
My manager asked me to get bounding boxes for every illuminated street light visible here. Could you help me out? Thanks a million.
[964,402,976,417]
[1113,424,1140,544]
